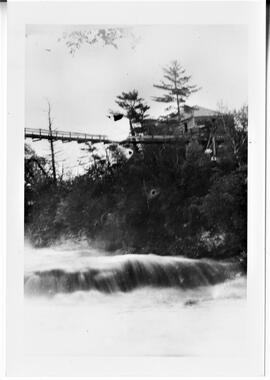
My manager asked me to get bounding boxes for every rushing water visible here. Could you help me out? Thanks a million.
[24,246,247,357]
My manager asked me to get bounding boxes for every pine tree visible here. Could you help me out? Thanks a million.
[153,60,200,122]
[115,90,150,136]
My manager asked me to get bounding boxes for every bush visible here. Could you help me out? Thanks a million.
[25,119,247,263]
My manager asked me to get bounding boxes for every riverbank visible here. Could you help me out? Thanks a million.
[25,130,247,263]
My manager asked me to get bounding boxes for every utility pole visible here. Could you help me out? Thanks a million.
[47,101,57,184]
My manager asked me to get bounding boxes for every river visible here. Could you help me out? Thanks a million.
[24,246,247,357]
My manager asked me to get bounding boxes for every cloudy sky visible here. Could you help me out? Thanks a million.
[26,24,248,141]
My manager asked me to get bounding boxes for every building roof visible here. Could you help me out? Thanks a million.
[178,106,219,126]
[142,105,219,131]
[191,105,219,118]
[169,105,219,122]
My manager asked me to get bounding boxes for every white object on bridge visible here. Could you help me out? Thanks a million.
[204,148,212,155]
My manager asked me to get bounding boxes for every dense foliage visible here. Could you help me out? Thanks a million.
[25,108,247,266]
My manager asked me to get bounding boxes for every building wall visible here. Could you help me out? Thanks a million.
[141,114,220,136]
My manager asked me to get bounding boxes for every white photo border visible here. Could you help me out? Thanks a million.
[5,1,267,377]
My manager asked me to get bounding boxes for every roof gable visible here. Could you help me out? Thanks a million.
[192,105,218,118]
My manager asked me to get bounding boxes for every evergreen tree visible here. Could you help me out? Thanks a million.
[153,60,200,122]
[115,90,150,136]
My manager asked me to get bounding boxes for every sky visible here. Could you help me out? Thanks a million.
[25,24,248,173]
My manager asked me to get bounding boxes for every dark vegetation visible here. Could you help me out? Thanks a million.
[25,108,247,267]
[25,60,247,266]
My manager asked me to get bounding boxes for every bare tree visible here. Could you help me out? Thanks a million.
[46,100,57,184]
[217,103,248,168]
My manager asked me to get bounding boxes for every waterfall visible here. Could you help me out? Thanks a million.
[24,253,242,296]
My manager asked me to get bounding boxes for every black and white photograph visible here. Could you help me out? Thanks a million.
[24,22,248,354]
[4,1,267,377]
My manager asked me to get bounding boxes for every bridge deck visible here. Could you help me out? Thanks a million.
[25,128,110,144]
[25,128,224,144]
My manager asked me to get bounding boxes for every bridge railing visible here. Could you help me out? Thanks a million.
[126,127,209,141]
[25,128,109,141]
[25,127,224,144]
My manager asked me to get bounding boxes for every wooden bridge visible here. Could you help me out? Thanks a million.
[25,127,224,145]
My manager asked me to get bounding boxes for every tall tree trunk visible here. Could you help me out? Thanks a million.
[47,101,57,184]
[129,118,139,152]
[129,118,135,136]
[176,94,181,123]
